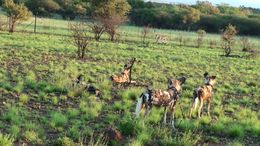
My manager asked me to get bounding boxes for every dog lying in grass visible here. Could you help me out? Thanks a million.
[73,74,102,98]
[189,72,216,118]
[110,58,136,86]
[135,77,186,128]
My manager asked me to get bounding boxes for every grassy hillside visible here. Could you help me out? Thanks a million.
[0,18,259,146]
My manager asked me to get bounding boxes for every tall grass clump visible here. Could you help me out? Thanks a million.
[8,125,20,139]
[227,140,244,146]
[118,116,143,137]
[19,94,30,104]
[226,124,245,139]
[0,133,14,146]
[79,95,103,120]
[2,106,20,125]
[55,136,79,146]
[175,131,201,146]
[50,112,68,130]
[23,130,42,144]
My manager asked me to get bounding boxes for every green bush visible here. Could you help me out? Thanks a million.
[19,94,30,104]
[8,125,20,139]
[79,96,103,120]
[119,116,142,136]
[177,119,197,131]
[226,124,245,138]
[175,131,201,146]
[50,112,68,129]
[0,133,14,146]
[2,107,20,125]
[211,121,225,134]
[23,130,42,144]
[54,136,77,146]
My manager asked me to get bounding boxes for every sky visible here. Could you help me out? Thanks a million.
[148,0,260,9]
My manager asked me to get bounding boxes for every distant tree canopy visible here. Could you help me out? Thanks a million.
[26,0,60,16]
[195,1,220,15]
[128,0,260,36]
[1,0,260,35]
[24,0,89,18]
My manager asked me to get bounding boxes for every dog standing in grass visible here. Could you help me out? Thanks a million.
[110,58,136,86]
[189,72,216,118]
[135,77,186,128]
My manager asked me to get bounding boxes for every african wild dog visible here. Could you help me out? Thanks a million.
[73,74,102,98]
[135,77,186,128]
[155,34,168,44]
[110,58,136,85]
[189,72,216,118]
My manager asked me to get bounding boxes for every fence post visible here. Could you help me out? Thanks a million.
[34,14,37,33]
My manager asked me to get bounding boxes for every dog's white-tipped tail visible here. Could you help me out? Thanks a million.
[135,95,143,117]
[194,97,199,111]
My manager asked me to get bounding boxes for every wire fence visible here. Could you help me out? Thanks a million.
[0,15,260,51]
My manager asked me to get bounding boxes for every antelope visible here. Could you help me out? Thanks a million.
[155,34,168,44]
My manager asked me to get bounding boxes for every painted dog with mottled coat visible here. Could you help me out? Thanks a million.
[135,77,186,128]
[189,72,216,118]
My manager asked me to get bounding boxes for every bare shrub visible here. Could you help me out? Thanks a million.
[69,21,90,59]
[240,37,251,52]
[177,34,184,46]
[89,19,105,41]
[141,25,150,46]
[221,24,238,56]
[0,16,8,31]
[197,29,206,48]
[102,15,126,42]
[209,40,217,49]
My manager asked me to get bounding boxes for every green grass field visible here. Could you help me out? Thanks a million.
[0,17,259,146]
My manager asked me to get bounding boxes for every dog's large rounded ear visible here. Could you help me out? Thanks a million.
[211,76,216,79]
[167,78,172,84]
[204,72,209,78]
[178,77,186,84]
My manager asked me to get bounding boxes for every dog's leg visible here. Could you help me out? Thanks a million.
[135,94,144,117]
[189,97,199,118]
[163,107,167,125]
[207,99,211,117]
[144,105,152,117]
[170,106,176,129]
[198,99,204,118]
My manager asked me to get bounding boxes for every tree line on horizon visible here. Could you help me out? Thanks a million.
[1,0,260,36]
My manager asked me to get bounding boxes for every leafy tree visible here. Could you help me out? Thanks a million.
[26,0,60,16]
[181,7,200,30]
[217,3,247,16]
[91,0,131,41]
[2,0,32,32]
[195,1,220,15]
[221,24,237,56]
[127,0,145,9]
[55,0,88,19]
